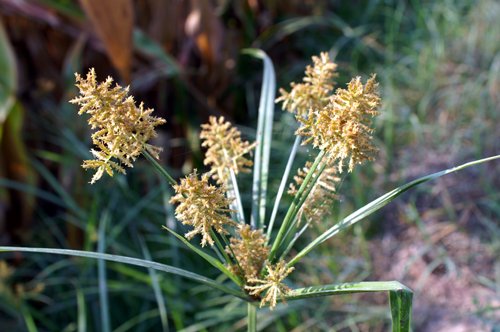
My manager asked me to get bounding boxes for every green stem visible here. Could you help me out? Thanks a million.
[221,233,246,283]
[268,150,326,262]
[210,229,232,266]
[247,303,257,332]
[142,150,177,186]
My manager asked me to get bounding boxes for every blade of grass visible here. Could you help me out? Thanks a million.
[0,246,248,300]
[267,135,302,243]
[280,281,412,332]
[288,154,500,267]
[97,210,111,332]
[74,281,86,332]
[162,226,243,287]
[243,48,275,229]
[138,236,169,332]
[21,304,38,332]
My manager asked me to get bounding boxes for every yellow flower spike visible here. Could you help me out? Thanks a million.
[170,170,238,247]
[245,260,294,310]
[70,68,166,183]
[226,224,270,280]
[288,160,340,226]
[296,74,382,173]
[200,116,257,184]
[276,52,338,117]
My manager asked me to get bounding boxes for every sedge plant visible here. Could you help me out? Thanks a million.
[2,49,500,332]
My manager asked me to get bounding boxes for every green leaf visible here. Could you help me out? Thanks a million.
[262,250,413,330]
[0,16,17,125]
[283,281,413,332]
[288,154,500,267]
[243,49,275,230]
[0,246,249,300]
[163,226,243,287]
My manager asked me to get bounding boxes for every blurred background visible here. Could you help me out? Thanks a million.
[0,0,499,331]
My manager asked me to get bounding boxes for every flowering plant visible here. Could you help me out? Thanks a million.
[2,49,499,331]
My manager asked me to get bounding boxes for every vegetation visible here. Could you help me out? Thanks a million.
[1,1,499,331]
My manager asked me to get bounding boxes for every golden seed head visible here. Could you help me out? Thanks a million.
[226,224,270,280]
[296,74,381,173]
[169,170,237,247]
[276,52,338,117]
[288,160,340,226]
[245,260,295,310]
[70,68,166,184]
[200,116,257,184]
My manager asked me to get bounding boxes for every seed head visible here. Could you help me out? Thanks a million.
[296,74,381,172]
[226,224,270,280]
[200,116,257,184]
[70,68,166,183]
[288,160,340,226]
[170,170,237,247]
[245,260,294,310]
[276,52,338,117]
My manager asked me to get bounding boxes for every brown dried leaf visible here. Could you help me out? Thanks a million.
[79,0,134,83]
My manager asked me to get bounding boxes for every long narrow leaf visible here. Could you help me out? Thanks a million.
[162,227,243,287]
[282,281,412,332]
[288,154,500,267]
[243,49,275,229]
[0,246,248,300]
[97,211,111,332]
[138,236,169,332]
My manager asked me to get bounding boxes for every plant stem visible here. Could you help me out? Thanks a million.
[142,150,177,186]
[266,135,301,244]
[221,233,246,282]
[210,229,232,266]
[247,303,257,332]
[268,150,326,262]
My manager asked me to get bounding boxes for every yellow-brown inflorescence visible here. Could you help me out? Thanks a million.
[70,68,166,184]
[288,160,340,226]
[245,260,295,310]
[170,170,238,247]
[297,74,382,173]
[200,116,257,184]
[226,224,270,280]
[276,52,338,117]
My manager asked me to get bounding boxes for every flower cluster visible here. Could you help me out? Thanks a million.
[276,52,338,117]
[245,260,295,310]
[70,68,166,183]
[288,160,340,226]
[200,116,257,184]
[296,74,381,172]
[226,224,270,280]
[170,170,237,247]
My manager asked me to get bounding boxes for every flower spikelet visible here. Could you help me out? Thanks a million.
[296,74,381,173]
[276,52,338,117]
[70,68,166,183]
[288,160,340,226]
[226,224,270,280]
[201,116,257,184]
[245,260,294,310]
[170,170,237,247]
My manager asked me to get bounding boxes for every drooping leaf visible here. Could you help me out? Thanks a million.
[0,246,249,300]
[288,154,500,267]
[243,49,275,230]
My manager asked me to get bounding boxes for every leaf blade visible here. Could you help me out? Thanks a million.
[0,246,248,300]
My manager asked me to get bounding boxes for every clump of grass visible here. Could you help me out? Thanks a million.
[2,48,499,331]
